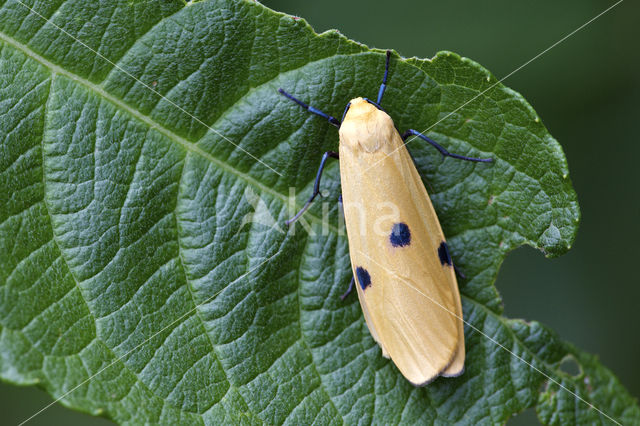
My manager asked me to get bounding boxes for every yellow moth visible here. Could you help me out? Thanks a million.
[279,51,492,386]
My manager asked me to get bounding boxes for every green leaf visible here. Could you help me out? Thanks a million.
[0,0,637,424]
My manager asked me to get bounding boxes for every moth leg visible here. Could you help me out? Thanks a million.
[402,129,493,163]
[453,264,467,280]
[440,240,467,279]
[340,276,355,300]
[278,89,341,128]
[376,50,392,105]
[286,151,339,225]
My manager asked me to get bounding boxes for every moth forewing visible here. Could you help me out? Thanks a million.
[338,98,464,385]
[441,279,465,377]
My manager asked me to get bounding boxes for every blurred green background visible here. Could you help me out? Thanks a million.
[3,0,638,424]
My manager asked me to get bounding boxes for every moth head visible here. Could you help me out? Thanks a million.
[339,98,395,153]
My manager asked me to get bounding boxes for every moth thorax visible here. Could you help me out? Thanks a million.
[339,97,396,153]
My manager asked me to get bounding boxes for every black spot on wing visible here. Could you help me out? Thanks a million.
[438,241,453,266]
[356,267,371,290]
[390,222,411,247]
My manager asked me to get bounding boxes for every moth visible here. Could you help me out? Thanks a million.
[279,51,492,385]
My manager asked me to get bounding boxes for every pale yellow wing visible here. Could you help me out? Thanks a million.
[338,98,465,385]
[441,281,465,377]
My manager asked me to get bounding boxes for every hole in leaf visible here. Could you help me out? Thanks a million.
[559,355,582,377]
[506,407,538,426]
